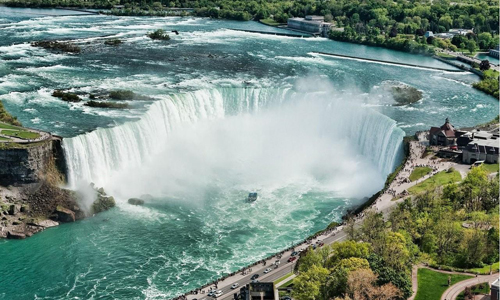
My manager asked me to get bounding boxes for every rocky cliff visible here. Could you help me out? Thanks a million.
[0,137,114,239]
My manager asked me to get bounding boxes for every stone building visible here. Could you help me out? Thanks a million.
[429,118,464,146]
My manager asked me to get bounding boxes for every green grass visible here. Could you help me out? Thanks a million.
[409,167,433,182]
[0,122,22,130]
[480,163,499,174]
[259,18,284,26]
[468,261,499,274]
[1,130,40,140]
[415,268,473,300]
[282,279,294,288]
[437,52,456,58]
[457,282,490,300]
[274,272,294,285]
[409,170,461,194]
[483,69,499,78]
[0,136,10,141]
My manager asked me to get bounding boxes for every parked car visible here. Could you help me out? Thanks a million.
[264,268,272,273]
[231,283,239,289]
[288,257,297,263]
[275,260,280,266]
[291,251,298,256]
[251,274,260,280]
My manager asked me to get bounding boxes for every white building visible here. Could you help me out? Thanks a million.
[287,15,332,37]
[462,130,499,164]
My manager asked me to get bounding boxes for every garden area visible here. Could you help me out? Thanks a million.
[415,268,472,300]
[408,169,461,194]
[409,166,432,182]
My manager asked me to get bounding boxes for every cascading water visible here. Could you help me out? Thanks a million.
[63,86,405,196]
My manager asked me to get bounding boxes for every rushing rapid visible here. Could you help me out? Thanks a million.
[0,7,498,300]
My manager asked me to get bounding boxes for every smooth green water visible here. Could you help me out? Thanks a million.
[0,7,497,300]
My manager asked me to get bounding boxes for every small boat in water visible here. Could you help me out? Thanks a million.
[247,192,258,202]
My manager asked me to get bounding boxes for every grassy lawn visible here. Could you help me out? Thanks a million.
[409,170,461,194]
[415,268,473,300]
[259,18,284,26]
[0,122,23,130]
[437,52,456,58]
[409,167,433,181]
[274,272,294,285]
[483,69,500,78]
[0,136,10,141]
[457,282,490,300]
[468,261,499,274]
[480,163,499,174]
[1,130,40,140]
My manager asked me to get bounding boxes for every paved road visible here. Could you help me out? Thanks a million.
[441,273,498,300]
[185,230,349,300]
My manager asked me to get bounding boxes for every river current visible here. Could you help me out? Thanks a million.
[0,7,497,299]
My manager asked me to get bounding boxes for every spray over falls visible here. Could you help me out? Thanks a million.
[63,86,405,202]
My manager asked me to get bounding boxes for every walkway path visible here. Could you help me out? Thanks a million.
[441,273,498,300]
[0,122,52,144]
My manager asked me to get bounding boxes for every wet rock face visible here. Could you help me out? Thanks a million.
[0,142,53,186]
[53,206,76,222]
[7,231,25,239]
[92,194,116,214]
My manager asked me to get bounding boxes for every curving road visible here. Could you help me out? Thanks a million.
[440,273,498,300]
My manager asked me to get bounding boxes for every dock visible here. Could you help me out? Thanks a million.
[312,51,465,72]
[229,29,312,38]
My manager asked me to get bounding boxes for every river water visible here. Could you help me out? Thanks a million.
[0,7,497,300]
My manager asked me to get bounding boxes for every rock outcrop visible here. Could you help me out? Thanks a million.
[127,198,145,205]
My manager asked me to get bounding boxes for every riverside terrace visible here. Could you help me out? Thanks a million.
[0,122,52,144]
[175,136,482,300]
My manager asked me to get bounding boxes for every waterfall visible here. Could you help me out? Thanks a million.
[63,87,405,189]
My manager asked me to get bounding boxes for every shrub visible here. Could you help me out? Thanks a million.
[147,29,171,40]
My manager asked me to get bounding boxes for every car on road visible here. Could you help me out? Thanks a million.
[252,279,259,283]
[291,251,298,256]
[275,260,280,266]
[214,290,223,297]
[264,268,272,273]
[288,257,297,263]
[251,274,260,280]
[231,283,239,289]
